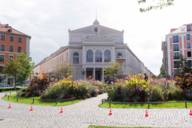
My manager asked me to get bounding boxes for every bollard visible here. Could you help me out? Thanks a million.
[32,98,35,104]
[185,101,188,108]
[7,95,9,101]
[16,96,19,102]
[147,102,150,109]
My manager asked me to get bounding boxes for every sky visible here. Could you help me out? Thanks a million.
[0,0,191,75]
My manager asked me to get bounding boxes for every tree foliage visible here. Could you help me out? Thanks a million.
[104,63,120,79]
[55,64,72,80]
[159,64,167,78]
[4,53,33,85]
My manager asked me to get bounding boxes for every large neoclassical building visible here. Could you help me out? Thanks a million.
[33,20,152,81]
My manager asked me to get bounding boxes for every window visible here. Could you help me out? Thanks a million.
[187,60,192,68]
[9,55,13,60]
[187,42,191,49]
[10,34,14,42]
[187,34,190,40]
[117,52,123,58]
[95,50,102,62]
[0,55,4,62]
[187,51,191,57]
[94,27,98,32]
[174,61,180,68]
[0,45,5,51]
[73,52,79,64]
[173,44,179,51]
[173,52,180,59]
[86,50,93,62]
[9,46,14,52]
[18,37,22,43]
[173,35,179,43]
[0,32,5,41]
[104,50,111,62]
[187,25,192,32]
[17,47,22,52]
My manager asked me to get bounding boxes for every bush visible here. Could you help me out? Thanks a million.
[107,75,186,102]
[107,75,150,102]
[41,79,104,100]
[167,84,184,100]
[17,77,49,97]
[149,85,164,101]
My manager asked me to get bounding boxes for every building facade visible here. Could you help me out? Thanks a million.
[0,23,31,85]
[34,20,151,81]
[162,23,192,77]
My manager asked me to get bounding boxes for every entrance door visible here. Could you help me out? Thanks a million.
[95,68,102,81]
[86,68,93,80]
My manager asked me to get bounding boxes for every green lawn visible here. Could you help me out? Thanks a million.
[88,125,150,128]
[99,101,192,108]
[2,94,80,106]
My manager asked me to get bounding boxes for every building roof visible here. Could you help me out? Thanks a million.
[69,19,123,34]
[0,23,30,38]
[34,46,69,68]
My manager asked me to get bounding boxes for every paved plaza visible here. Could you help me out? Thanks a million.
[0,93,192,128]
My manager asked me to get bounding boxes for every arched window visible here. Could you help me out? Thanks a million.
[86,49,93,62]
[95,50,102,62]
[73,52,79,64]
[104,50,111,62]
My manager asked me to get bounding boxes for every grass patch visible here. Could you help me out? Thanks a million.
[99,101,192,108]
[2,94,80,106]
[88,125,150,128]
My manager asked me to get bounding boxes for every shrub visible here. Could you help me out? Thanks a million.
[149,85,164,101]
[107,75,150,102]
[41,79,73,99]
[107,75,186,102]
[17,77,49,97]
[167,84,184,100]
[41,79,104,100]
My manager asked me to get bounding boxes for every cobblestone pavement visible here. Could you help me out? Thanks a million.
[1,92,192,128]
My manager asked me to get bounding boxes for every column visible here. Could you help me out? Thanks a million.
[93,68,95,80]
[102,68,104,82]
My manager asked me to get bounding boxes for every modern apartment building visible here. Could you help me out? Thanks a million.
[162,23,192,77]
[0,23,31,85]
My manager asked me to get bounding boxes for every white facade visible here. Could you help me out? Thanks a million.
[34,20,151,80]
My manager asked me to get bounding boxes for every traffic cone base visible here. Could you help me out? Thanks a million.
[29,106,33,112]
[8,104,12,109]
[145,110,149,118]
[59,107,64,114]
[189,109,192,116]
[108,109,112,116]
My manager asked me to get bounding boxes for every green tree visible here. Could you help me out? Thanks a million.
[55,64,72,80]
[159,64,166,78]
[4,53,33,87]
[104,62,120,79]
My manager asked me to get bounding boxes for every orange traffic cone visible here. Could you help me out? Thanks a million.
[29,105,33,112]
[59,107,64,114]
[189,109,192,117]
[145,110,149,118]
[108,108,112,116]
[8,104,12,109]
